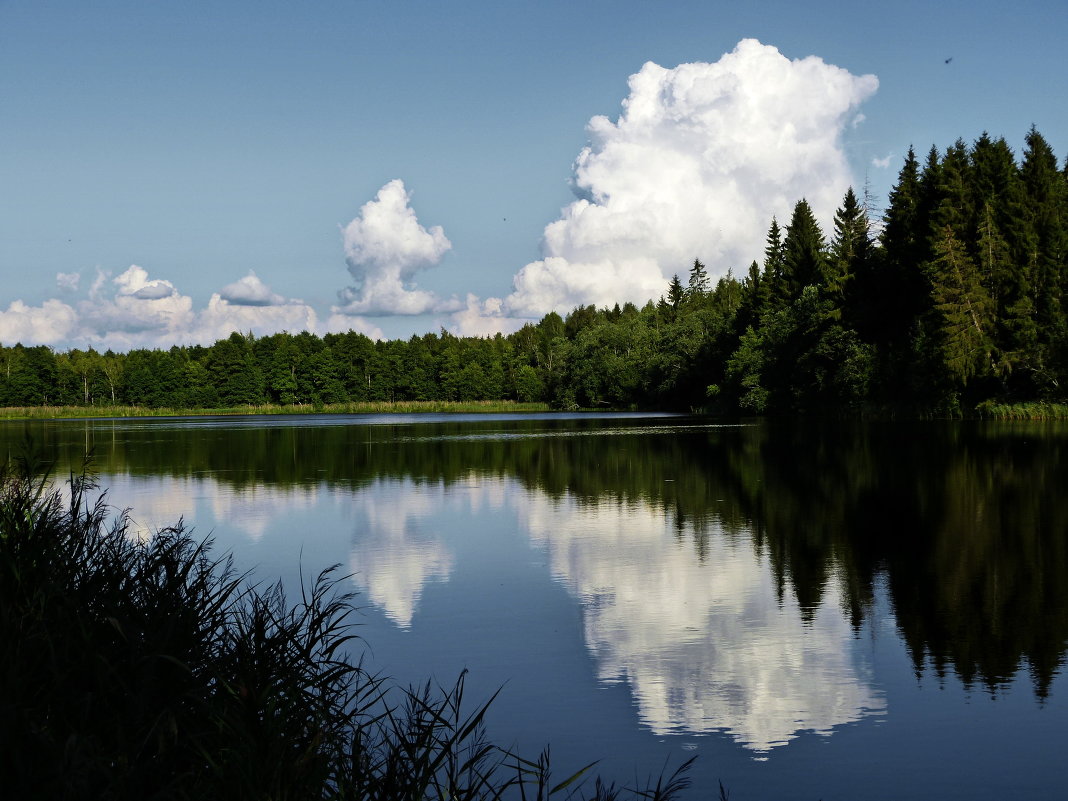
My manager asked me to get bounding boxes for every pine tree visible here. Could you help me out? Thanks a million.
[761,217,786,310]
[1020,127,1068,365]
[667,274,685,310]
[781,199,826,302]
[927,226,995,386]
[736,259,763,332]
[931,139,973,238]
[877,147,925,346]
[686,259,709,298]
[976,201,1036,380]
[829,187,873,315]
[883,148,922,261]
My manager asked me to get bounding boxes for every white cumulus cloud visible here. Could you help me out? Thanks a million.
[335,179,459,316]
[218,271,287,306]
[496,38,878,318]
[0,299,79,345]
[79,265,196,346]
[451,294,526,337]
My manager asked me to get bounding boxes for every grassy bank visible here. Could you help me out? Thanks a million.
[974,401,1068,420]
[0,460,694,800]
[0,400,553,420]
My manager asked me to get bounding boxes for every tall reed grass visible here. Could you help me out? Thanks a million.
[0,400,553,420]
[974,400,1068,420]
[0,454,693,800]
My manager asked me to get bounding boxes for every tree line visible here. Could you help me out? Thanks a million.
[2,127,1065,415]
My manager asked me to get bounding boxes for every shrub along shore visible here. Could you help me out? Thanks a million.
[0,459,696,800]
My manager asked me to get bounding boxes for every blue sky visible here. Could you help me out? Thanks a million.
[1,0,1065,348]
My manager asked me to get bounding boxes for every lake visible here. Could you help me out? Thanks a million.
[3,413,1067,799]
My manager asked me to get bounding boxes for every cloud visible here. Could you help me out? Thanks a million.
[450,294,526,337]
[497,38,878,318]
[872,153,893,169]
[219,271,287,307]
[323,313,385,341]
[197,293,320,342]
[0,299,78,345]
[78,265,196,345]
[335,179,459,316]
[4,262,385,350]
[56,272,80,292]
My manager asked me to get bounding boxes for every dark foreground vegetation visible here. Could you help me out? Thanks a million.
[0,458,695,800]
[1,128,1065,417]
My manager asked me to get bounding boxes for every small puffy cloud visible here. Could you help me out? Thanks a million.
[499,38,879,318]
[219,271,287,307]
[56,272,80,292]
[335,179,459,316]
[132,283,178,300]
[0,299,78,345]
[872,153,893,169]
[113,265,180,301]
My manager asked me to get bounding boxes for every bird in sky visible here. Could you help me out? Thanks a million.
[945,56,953,64]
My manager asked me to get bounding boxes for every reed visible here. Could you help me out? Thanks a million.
[0,400,553,420]
[974,400,1068,420]
[0,457,693,800]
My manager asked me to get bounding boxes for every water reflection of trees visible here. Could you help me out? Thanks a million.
[6,417,1067,696]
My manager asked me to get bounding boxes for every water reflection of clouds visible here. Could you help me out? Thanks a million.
[343,477,885,751]
[107,475,327,542]
[345,480,454,629]
[100,473,884,751]
[523,494,886,751]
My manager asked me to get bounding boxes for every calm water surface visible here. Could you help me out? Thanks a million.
[4,413,1067,799]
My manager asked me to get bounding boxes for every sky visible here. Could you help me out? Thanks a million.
[2,0,1065,350]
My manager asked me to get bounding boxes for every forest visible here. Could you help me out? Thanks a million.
[2,128,1065,416]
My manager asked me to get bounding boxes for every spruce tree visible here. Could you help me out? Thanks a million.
[1021,127,1068,367]
[883,147,922,265]
[781,199,826,302]
[927,226,995,387]
[879,147,926,345]
[736,259,763,332]
[687,259,710,298]
[829,187,873,316]
[761,217,786,312]
[931,139,973,238]
[667,274,685,311]
[976,200,1036,381]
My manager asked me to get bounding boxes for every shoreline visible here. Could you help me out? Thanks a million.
[0,400,555,420]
